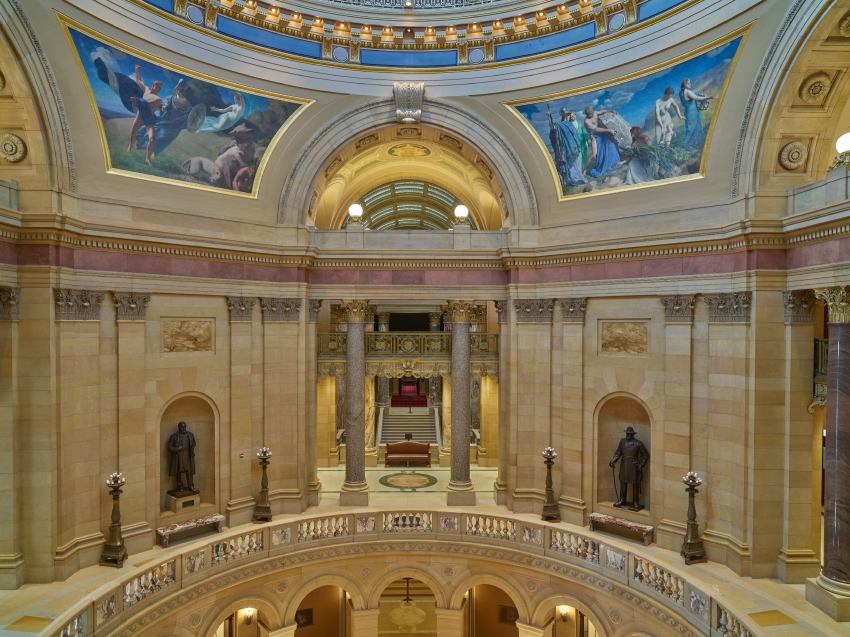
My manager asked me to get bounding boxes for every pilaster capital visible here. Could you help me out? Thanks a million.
[814,287,850,323]
[514,299,554,324]
[340,300,371,323]
[261,298,301,322]
[557,298,586,324]
[659,295,695,324]
[703,292,751,324]
[379,312,392,326]
[0,287,20,321]
[443,300,476,324]
[55,289,104,321]
[112,292,150,322]
[227,297,255,322]
[308,299,323,323]
[317,361,346,382]
[494,301,508,324]
[783,290,816,324]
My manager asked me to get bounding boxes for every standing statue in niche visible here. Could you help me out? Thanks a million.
[609,426,649,511]
[167,421,198,495]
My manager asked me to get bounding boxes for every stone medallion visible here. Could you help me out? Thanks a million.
[799,72,832,103]
[379,472,438,491]
[779,141,808,170]
[0,133,25,163]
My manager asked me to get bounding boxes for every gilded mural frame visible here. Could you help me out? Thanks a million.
[57,13,314,199]
[502,24,751,203]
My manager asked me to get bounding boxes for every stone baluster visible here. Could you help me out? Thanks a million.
[339,300,371,506]
[445,301,476,506]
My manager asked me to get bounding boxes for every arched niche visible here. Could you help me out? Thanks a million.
[159,394,217,513]
[596,395,652,512]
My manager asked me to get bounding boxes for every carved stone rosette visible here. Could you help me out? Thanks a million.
[783,290,816,324]
[0,287,20,321]
[261,298,301,322]
[815,287,850,323]
[703,293,751,324]
[308,300,323,323]
[557,298,586,324]
[340,300,371,324]
[659,296,695,324]
[55,289,104,321]
[227,297,255,322]
[514,299,554,323]
[443,300,476,324]
[113,292,150,321]
[494,301,508,324]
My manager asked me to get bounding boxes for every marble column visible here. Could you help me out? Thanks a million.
[446,300,476,506]
[812,287,850,596]
[376,313,390,408]
[429,311,442,407]
[364,375,377,466]
[339,300,370,506]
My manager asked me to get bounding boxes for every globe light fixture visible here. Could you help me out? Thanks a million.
[836,133,850,154]
[348,203,364,226]
[829,131,850,171]
[453,204,470,227]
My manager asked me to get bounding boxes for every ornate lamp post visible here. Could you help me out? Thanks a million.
[100,472,128,568]
[253,447,273,523]
[541,447,560,522]
[681,471,707,564]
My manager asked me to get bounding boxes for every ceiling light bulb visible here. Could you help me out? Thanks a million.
[349,203,363,218]
[837,133,850,154]
[454,204,469,219]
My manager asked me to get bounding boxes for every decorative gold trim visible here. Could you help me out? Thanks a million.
[117,0,704,74]
[502,24,751,203]
[57,13,314,199]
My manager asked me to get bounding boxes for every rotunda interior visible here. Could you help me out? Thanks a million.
[1,0,850,636]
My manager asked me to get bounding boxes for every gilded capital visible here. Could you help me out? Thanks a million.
[339,300,371,323]
[815,287,850,323]
[443,300,476,324]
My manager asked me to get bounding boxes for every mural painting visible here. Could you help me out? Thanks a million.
[61,18,311,196]
[507,32,745,200]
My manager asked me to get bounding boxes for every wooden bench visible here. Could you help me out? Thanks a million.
[588,512,654,546]
[157,513,225,547]
[385,441,431,467]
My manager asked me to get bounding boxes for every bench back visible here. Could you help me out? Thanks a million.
[386,441,430,454]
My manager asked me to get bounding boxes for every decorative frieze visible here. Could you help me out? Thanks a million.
[55,289,104,321]
[471,362,499,381]
[783,290,816,324]
[308,300,323,323]
[443,300,476,324]
[366,360,451,379]
[339,300,371,324]
[514,299,554,324]
[703,293,751,324]
[0,287,20,321]
[557,298,587,324]
[815,287,850,323]
[494,301,508,324]
[113,292,150,321]
[659,296,695,324]
[317,361,345,382]
[227,297,255,322]
[260,298,301,322]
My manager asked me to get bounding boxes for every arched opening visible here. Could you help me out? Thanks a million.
[596,395,652,511]
[465,584,520,636]
[377,578,438,635]
[293,585,349,636]
[546,605,600,636]
[212,608,270,637]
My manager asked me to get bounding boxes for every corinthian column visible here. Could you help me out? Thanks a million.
[446,300,476,506]
[376,313,390,408]
[339,300,370,506]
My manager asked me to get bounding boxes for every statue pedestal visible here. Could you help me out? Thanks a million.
[167,491,201,513]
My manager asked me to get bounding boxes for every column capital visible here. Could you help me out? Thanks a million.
[227,296,255,322]
[340,300,372,323]
[428,311,442,329]
[0,286,19,321]
[260,298,301,322]
[112,292,150,322]
[494,300,508,324]
[308,299,323,323]
[659,295,695,324]
[557,298,586,324]
[783,290,816,324]
[815,287,850,323]
[443,300,476,324]
[514,299,554,324]
[703,292,751,324]
[378,312,392,325]
[55,289,104,321]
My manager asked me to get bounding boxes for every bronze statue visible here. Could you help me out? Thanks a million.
[609,426,649,511]
[167,421,197,495]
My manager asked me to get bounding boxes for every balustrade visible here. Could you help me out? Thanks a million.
[122,559,175,610]
[550,529,599,564]
[634,557,684,605]
[466,515,516,540]
[54,611,86,637]
[717,606,755,637]
[211,531,263,565]
[382,512,432,532]
[298,516,349,541]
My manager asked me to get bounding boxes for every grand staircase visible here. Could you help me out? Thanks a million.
[380,408,438,444]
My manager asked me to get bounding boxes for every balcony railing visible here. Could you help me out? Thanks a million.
[318,332,499,360]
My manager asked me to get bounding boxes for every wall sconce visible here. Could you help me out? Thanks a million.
[559,606,569,622]
[245,609,254,625]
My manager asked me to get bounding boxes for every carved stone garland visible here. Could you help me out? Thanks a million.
[557,298,587,324]
[227,297,255,322]
[659,296,695,324]
[55,289,104,321]
[261,298,301,322]
[113,292,151,321]
[514,299,554,323]
[309,300,323,323]
[783,290,816,324]
[703,293,751,323]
